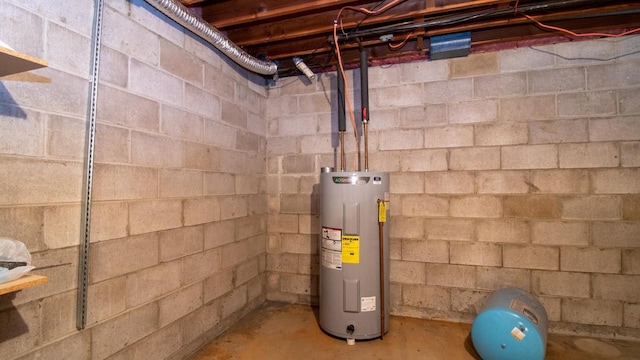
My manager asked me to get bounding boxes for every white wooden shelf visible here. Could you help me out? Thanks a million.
[0,45,48,77]
[0,274,48,296]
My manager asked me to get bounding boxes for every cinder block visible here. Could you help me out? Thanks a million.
[477,171,530,194]
[235,215,266,240]
[205,120,236,149]
[561,247,621,273]
[300,134,333,155]
[400,149,448,172]
[502,145,558,170]
[474,73,527,98]
[498,46,554,72]
[267,136,297,155]
[423,78,474,104]
[448,100,498,124]
[424,171,475,194]
[298,254,320,276]
[401,104,447,128]
[0,206,43,251]
[451,288,490,314]
[221,240,248,269]
[476,267,531,291]
[129,59,182,107]
[593,169,640,194]
[589,117,640,142]
[426,263,475,288]
[267,253,299,273]
[235,174,260,195]
[619,87,640,115]
[503,195,560,219]
[204,173,235,196]
[41,291,76,343]
[451,52,498,78]
[277,114,317,136]
[499,95,556,122]
[450,196,502,218]
[530,170,589,194]
[528,67,586,94]
[450,242,501,266]
[593,274,640,302]
[161,106,203,144]
[562,298,623,326]
[281,233,317,255]
[97,85,159,132]
[0,157,83,205]
[108,321,182,360]
[531,220,589,246]
[390,172,424,194]
[0,107,42,157]
[95,123,129,164]
[477,219,530,243]
[266,95,297,117]
[379,129,424,150]
[129,199,182,235]
[204,220,235,249]
[390,217,424,239]
[401,194,449,217]
[503,245,559,270]
[282,155,315,174]
[424,125,473,148]
[587,62,640,90]
[125,261,182,308]
[402,285,450,311]
[159,282,202,327]
[184,248,222,284]
[593,221,640,247]
[159,226,203,262]
[402,239,449,263]
[204,268,234,303]
[538,296,562,322]
[99,45,128,87]
[559,142,619,168]
[44,205,81,249]
[561,196,621,220]
[221,285,248,318]
[219,150,249,174]
[236,130,261,154]
[159,169,203,198]
[400,59,449,83]
[280,273,317,296]
[185,84,220,121]
[372,83,424,108]
[623,195,640,220]
[529,120,588,144]
[557,91,617,117]
[93,164,157,201]
[298,93,331,114]
[46,115,84,159]
[280,194,316,214]
[425,219,475,241]
[184,197,220,226]
[450,147,501,170]
[622,142,640,167]
[475,123,528,146]
[235,258,259,284]
[0,301,40,358]
[532,270,590,298]
[624,303,640,329]
[390,260,426,284]
[370,109,400,130]
[102,6,159,63]
[91,233,159,282]
[131,131,183,168]
[159,39,203,85]
[184,142,220,171]
[220,196,248,220]
[555,40,616,66]
[91,303,158,360]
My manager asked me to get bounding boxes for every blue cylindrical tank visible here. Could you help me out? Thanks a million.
[471,288,548,360]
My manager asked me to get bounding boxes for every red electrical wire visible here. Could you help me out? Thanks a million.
[521,13,640,38]
[333,0,405,170]
[389,32,414,50]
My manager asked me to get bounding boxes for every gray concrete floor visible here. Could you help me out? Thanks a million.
[190,302,640,360]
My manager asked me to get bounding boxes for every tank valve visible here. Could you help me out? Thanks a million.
[347,324,355,334]
[346,325,356,345]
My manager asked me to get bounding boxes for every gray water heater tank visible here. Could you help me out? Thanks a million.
[319,170,390,340]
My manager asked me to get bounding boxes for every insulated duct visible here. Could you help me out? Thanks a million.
[143,0,277,75]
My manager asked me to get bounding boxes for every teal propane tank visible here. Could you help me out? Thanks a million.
[471,288,548,360]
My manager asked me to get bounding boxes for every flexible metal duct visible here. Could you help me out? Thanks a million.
[143,0,277,75]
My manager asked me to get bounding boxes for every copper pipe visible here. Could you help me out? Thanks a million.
[378,199,385,340]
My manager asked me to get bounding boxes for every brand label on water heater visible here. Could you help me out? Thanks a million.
[321,227,343,270]
[361,296,376,312]
[341,235,360,264]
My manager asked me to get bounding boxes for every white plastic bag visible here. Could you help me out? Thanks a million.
[0,238,34,284]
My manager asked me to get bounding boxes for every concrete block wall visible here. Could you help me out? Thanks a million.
[0,0,267,359]
[266,35,640,338]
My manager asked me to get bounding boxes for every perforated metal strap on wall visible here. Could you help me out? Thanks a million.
[77,0,104,330]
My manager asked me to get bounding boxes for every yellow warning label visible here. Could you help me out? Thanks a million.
[378,201,387,223]
[341,235,360,264]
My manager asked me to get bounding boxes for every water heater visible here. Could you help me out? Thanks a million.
[319,170,390,341]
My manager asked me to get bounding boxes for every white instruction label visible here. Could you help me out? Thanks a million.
[321,227,342,270]
[361,296,376,312]
[510,327,526,341]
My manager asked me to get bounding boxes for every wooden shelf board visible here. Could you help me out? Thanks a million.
[0,274,48,296]
[0,46,48,77]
